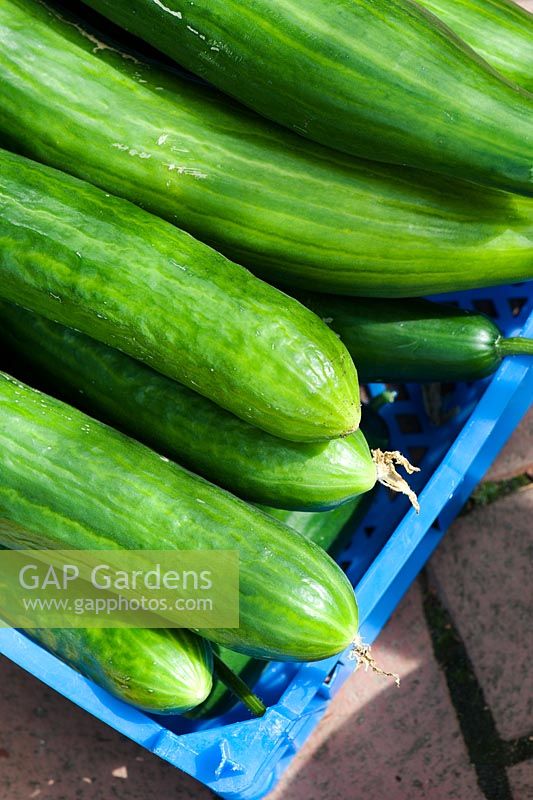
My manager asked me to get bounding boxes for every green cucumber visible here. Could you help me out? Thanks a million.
[2,623,213,715]
[2,557,265,715]
[83,0,533,195]
[191,502,361,719]
[191,401,391,718]
[0,301,374,511]
[418,0,533,93]
[0,372,359,661]
[1,1,532,297]
[302,295,533,383]
[261,500,365,556]
[0,147,359,443]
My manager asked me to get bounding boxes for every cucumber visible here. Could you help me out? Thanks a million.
[2,556,265,715]
[302,295,533,383]
[191,502,361,719]
[260,500,365,556]
[1,1,532,297]
[0,372,359,661]
[0,301,374,511]
[83,0,533,195]
[418,0,533,93]
[191,400,391,718]
[0,147,360,443]
[1,623,213,715]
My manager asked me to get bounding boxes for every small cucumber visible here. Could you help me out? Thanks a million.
[2,564,265,715]
[0,301,373,511]
[0,542,213,714]
[302,295,533,383]
[0,148,360,443]
[0,372,359,662]
[5,625,213,715]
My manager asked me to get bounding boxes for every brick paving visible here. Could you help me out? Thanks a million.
[508,762,533,800]
[269,583,484,800]
[429,488,533,740]
[484,411,533,483]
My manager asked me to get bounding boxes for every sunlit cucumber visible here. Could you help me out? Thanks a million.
[0,373,359,661]
[0,148,359,443]
[190,402,391,718]
[83,0,533,194]
[302,295,533,382]
[0,1,531,297]
[1,563,265,715]
[0,624,213,715]
[418,0,533,93]
[0,301,372,510]
[189,502,362,719]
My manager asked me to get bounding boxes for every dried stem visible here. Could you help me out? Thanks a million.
[372,448,421,513]
[349,636,400,687]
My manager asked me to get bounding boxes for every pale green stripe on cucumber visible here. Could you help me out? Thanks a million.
[418,0,533,93]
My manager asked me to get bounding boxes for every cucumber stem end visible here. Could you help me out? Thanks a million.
[497,336,533,359]
[372,449,420,512]
[349,636,400,687]
[212,653,266,717]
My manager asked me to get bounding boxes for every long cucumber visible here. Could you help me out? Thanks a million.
[191,502,363,719]
[1,0,531,297]
[418,0,533,93]
[302,294,533,382]
[191,402,391,718]
[82,0,533,195]
[0,301,374,511]
[0,147,360,443]
[0,372,359,661]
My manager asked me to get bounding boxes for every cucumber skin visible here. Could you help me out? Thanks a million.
[0,373,358,662]
[17,627,213,715]
[0,148,360,444]
[0,302,374,511]
[0,3,531,298]
[262,500,365,556]
[418,0,533,93]
[83,0,533,195]
[191,403,389,718]
[0,545,213,715]
[191,502,361,719]
[303,295,512,383]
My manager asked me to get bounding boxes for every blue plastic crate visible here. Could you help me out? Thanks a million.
[1,282,532,799]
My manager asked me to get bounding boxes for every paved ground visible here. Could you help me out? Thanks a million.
[0,408,530,800]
